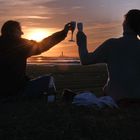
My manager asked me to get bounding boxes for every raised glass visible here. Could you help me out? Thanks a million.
[77,22,83,32]
[69,21,76,42]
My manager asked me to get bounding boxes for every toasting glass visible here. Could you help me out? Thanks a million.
[77,22,83,32]
[69,21,76,42]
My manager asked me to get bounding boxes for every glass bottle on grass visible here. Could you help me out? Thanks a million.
[47,76,56,103]
[47,87,56,103]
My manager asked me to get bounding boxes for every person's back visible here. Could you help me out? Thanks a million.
[76,9,140,101]
[103,35,140,99]
[0,36,29,96]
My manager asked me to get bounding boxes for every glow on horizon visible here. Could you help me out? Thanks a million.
[22,27,74,57]
[23,28,52,42]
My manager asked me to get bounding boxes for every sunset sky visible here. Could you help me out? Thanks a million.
[0,0,140,57]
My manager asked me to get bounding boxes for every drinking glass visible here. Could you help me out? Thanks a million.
[69,21,76,42]
[77,22,83,32]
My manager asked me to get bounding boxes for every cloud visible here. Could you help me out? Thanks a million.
[72,6,83,10]
[82,21,122,51]
[14,16,51,20]
[1,0,138,28]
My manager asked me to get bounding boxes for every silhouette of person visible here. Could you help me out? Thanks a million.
[76,9,140,101]
[0,20,70,97]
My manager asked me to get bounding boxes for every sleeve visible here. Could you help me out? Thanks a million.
[39,29,67,53]
[22,29,68,57]
[76,31,113,65]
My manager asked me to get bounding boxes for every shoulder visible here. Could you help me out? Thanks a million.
[20,38,38,46]
[97,38,117,50]
[20,38,31,43]
[100,38,121,50]
[103,38,118,45]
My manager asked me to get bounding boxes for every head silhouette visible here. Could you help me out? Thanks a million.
[123,9,140,35]
[1,20,23,38]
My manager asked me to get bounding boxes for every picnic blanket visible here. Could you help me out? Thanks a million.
[72,92,118,108]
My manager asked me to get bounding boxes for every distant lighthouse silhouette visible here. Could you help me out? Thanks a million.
[60,51,64,57]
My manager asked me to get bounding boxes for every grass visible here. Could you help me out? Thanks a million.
[0,64,140,140]
[26,64,108,96]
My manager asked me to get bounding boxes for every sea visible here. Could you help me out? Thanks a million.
[27,56,80,66]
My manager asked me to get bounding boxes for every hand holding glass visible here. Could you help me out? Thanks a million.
[69,21,76,42]
[77,22,83,32]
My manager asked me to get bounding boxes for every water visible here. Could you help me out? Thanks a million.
[27,56,80,66]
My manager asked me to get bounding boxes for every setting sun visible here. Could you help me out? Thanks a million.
[23,28,52,42]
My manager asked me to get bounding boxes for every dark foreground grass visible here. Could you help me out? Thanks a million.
[0,64,140,140]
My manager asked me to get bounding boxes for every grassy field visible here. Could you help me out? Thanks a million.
[0,64,140,140]
[26,64,108,96]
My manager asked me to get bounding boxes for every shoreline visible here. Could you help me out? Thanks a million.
[27,57,80,66]
[27,62,80,66]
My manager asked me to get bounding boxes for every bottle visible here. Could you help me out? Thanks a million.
[47,76,56,103]
[47,87,56,103]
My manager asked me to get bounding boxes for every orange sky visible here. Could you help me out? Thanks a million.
[22,21,122,57]
[0,0,139,57]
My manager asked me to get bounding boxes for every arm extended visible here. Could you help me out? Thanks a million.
[76,31,111,65]
[25,23,70,57]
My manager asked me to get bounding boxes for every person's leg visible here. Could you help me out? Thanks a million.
[22,75,56,97]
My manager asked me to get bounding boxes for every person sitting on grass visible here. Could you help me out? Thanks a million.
[76,9,140,103]
[0,20,71,98]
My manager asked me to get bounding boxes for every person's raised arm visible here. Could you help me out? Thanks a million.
[76,31,112,65]
[76,31,89,65]
[24,23,70,57]
[38,23,70,53]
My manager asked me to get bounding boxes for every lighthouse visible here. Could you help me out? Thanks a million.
[60,51,64,57]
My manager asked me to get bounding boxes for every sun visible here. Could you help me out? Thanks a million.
[23,28,51,42]
[30,32,47,41]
